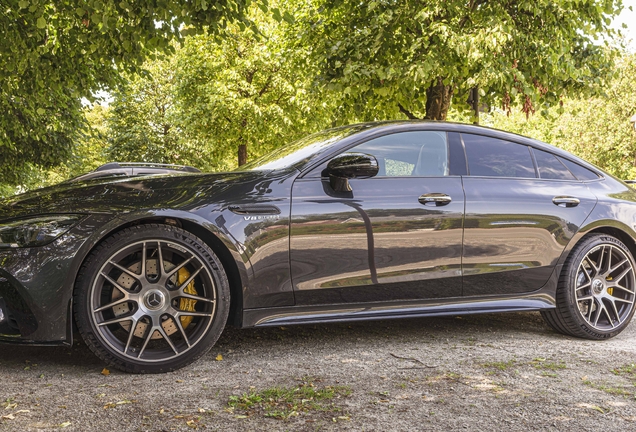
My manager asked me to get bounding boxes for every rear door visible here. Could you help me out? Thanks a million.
[461,133,598,296]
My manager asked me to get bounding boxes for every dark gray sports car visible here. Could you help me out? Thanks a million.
[1,121,635,373]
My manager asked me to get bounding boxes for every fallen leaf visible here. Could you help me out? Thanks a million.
[235,415,248,419]
[215,354,223,361]
[186,419,197,428]
[101,368,110,376]
[176,380,184,383]
[60,421,72,428]
[2,414,15,420]
[198,408,205,413]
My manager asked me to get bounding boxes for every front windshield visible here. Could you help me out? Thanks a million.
[239,124,370,171]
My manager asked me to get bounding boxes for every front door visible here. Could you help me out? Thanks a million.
[289,130,465,305]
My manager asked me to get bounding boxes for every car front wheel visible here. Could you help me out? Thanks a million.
[74,224,230,373]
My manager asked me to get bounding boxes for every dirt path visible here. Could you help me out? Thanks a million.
[1,312,635,431]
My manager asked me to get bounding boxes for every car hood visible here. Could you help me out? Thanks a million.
[0,170,276,221]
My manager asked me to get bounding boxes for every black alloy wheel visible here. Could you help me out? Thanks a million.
[74,224,229,373]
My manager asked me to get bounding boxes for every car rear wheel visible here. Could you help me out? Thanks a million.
[74,224,229,373]
[541,234,636,339]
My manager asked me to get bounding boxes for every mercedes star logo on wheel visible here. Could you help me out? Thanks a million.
[144,290,165,310]
[148,292,162,307]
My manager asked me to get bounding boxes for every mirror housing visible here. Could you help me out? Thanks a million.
[325,153,379,192]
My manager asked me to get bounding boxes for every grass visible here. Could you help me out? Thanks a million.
[227,378,351,420]
[480,359,516,371]
[531,358,566,371]
[612,364,636,379]
[582,379,634,397]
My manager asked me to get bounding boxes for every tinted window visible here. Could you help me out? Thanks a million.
[352,131,449,177]
[463,134,536,178]
[239,124,370,171]
[558,157,601,181]
[533,149,576,180]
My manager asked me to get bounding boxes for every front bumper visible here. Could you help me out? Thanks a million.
[0,214,112,344]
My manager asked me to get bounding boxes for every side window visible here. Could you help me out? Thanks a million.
[533,149,576,180]
[557,157,601,181]
[352,131,449,177]
[463,134,536,178]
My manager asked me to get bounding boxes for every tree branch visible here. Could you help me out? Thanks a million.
[397,103,419,120]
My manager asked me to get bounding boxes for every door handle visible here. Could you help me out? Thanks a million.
[552,196,580,207]
[419,193,452,206]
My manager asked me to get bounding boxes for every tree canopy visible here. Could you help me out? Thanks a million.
[0,0,251,183]
[1,0,633,196]
[295,0,623,121]
[489,53,636,180]
[108,4,327,170]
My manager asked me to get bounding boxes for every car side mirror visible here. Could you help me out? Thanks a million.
[325,153,379,192]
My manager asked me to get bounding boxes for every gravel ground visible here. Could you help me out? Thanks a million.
[1,312,636,431]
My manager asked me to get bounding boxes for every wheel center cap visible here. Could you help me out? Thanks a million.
[144,289,166,310]
[592,279,605,295]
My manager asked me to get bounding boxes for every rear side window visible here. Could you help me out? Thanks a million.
[533,149,576,180]
[558,157,601,181]
[462,134,536,178]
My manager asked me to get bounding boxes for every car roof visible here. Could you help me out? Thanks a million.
[325,120,599,172]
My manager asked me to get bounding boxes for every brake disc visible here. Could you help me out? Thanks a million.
[111,259,198,339]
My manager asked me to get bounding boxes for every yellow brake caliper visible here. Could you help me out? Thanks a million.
[606,276,614,296]
[177,267,197,328]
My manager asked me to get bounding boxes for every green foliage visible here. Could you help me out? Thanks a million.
[294,0,623,120]
[107,57,217,169]
[0,103,109,197]
[174,6,326,168]
[0,0,251,185]
[487,53,636,179]
[107,4,327,170]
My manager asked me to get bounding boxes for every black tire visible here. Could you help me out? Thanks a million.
[74,224,230,373]
[541,234,636,340]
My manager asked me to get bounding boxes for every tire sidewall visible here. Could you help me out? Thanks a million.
[562,234,636,339]
[74,224,230,373]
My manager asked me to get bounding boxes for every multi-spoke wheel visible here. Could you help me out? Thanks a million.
[75,224,229,373]
[541,234,636,339]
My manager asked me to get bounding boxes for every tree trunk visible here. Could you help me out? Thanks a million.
[238,144,247,166]
[425,77,454,120]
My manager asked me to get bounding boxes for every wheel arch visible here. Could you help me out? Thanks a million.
[584,226,636,263]
[68,214,247,342]
[561,220,636,269]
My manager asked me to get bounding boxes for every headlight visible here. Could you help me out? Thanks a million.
[0,215,84,248]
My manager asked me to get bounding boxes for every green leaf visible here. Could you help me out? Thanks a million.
[18,0,29,9]
[272,8,282,22]
[282,11,295,24]
[36,108,45,115]
[36,17,46,29]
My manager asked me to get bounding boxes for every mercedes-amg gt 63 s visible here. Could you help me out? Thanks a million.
[1,121,635,373]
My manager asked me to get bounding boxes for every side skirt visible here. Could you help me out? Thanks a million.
[242,293,556,328]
